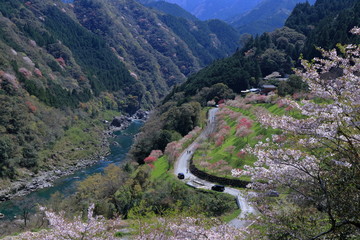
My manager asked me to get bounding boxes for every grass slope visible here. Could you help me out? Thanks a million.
[193,95,303,181]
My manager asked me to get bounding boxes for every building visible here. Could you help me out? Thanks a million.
[260,84,277,95]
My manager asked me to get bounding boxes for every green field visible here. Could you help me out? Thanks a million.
[150,156,170,180]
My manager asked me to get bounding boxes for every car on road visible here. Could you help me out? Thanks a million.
[177,173,185,179]
[211,185,225,192]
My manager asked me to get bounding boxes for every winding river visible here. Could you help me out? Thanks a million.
[0,120,143,221]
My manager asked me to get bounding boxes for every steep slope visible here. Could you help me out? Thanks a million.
[0,0,240,185]
[137,0,315,36]
[0,0,136,182]
[229,0,316,35]
[179,0,360,95]
[137,0,262,21]
[286,0,360,58]
[145,1,198,21]
[158,15,240,65]
[73,0,240,102]
[180,26,305,96]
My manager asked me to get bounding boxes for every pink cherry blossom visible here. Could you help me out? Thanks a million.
[235,27,360,239]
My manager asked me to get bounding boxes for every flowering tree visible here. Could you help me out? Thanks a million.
[144,156,157,163]
[133,216,245,240]
[236,27,360,239]
[164,126,202,164]
[143,150,163,165]
[3,204,124,240]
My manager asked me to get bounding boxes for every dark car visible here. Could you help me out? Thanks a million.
[177,173,185,179]
[211,185,225,192]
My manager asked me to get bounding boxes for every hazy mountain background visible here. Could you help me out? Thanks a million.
[154,0,262,20]
[136,0,263,21]
[229,0,317,35]
[137,0,317,35]
[67,0,318,35]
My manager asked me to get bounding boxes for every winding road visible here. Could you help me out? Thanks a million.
[174,108,258,228]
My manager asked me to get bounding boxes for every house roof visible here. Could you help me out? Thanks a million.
[261,84,277,89]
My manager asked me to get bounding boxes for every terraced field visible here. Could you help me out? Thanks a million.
[192,94,303,180]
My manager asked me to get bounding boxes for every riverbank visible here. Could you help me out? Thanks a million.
[0,110,148,202]
[0,131,110,202]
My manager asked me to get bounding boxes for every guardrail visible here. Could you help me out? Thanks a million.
[189,158,250,188]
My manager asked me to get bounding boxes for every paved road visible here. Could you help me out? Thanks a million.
[173,108,258,228]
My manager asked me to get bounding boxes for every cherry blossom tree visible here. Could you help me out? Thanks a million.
[3,204,124,240]
[236,27,360,239]
[133,216,245,240]
[164,127,202,164]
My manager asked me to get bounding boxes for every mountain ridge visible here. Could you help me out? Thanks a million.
[229,0,316,35]
[0,0,239,183]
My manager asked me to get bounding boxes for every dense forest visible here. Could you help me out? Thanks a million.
[0,0,240,181]
[130,0,360,164]
[73,0,240,103]
[286,0,360,58]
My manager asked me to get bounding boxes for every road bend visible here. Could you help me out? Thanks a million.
[173,108,258,228]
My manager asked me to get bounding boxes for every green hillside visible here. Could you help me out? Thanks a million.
[286,0,360,58]
[0,0,240,183]
[145,1,198,21]
[229,0,316,35]
[73,0,240,103]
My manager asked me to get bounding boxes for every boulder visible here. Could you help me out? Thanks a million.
[111,116,132,128]
[132,109,149,120]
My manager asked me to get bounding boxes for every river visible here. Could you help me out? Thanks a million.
[0,120,143,221]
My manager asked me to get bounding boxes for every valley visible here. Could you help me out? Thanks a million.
[0,0,359,239]
[0,120,142,229]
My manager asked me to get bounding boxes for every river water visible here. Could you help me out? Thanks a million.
[0,120,143,221]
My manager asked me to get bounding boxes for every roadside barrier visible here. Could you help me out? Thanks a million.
[189,158,250,188]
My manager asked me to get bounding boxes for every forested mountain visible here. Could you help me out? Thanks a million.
[286,0,360,58]
[0,0,137,181]
[145,1,198,21]
[229,0,316,35]
[130,0,360,163]
[73,0,240,103]
[0,0,239,183]
[178,0,360,98]
[137,0,316,35]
